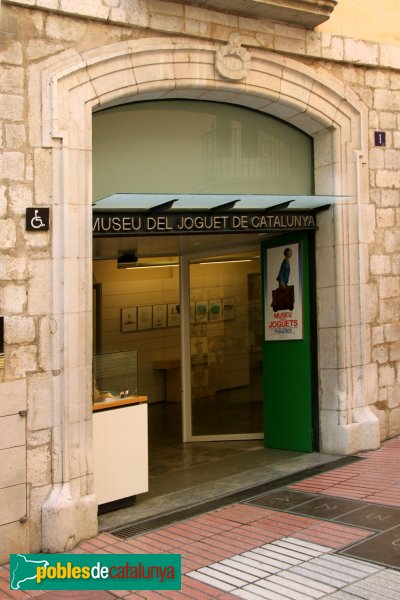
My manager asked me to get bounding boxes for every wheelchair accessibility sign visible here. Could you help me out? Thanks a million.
[26,208,50,231]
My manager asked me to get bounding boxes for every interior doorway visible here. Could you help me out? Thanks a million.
[93,243,264,442]
[186,250,263,440]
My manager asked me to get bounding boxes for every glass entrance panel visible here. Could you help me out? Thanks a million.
[189,251,263,438]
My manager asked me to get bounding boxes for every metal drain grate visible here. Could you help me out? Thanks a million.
[106,455,363,539]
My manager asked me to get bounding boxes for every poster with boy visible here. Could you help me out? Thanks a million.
[264,242,303,341]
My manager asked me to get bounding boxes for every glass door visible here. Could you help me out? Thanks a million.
[183,249,264,441]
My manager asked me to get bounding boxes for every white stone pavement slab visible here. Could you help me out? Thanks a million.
[186,536,400,599]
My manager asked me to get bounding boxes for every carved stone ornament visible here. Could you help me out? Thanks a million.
[215,34,251,81]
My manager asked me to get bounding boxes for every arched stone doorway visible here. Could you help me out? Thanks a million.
[33,36,379,552]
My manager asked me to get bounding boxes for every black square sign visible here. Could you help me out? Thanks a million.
[374,131,386,146]
[26,208,50,231]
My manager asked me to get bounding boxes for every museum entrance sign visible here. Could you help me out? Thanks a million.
[92,194,336,237]
[93,212,317,236]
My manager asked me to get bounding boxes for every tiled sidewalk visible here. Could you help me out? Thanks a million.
[1,437,400,599]
[289,437,400,506]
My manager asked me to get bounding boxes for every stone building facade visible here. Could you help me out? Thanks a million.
[0,0,399,561]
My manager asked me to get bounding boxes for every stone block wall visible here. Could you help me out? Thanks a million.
[326,62,400,440]
[1,7,54,563]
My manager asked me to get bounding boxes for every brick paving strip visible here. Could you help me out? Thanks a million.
[289,437,400,506]
[1,437,400,599]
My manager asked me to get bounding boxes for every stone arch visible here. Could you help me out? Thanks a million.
[35,36,379,552]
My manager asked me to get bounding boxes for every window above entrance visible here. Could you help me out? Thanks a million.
[92,101,314,200]
[172,1,338,28]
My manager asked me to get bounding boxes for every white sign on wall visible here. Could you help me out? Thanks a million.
[264,242,303,341]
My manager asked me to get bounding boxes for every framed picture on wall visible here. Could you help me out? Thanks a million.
[209,299,222,321]
[222,297,235,320]
[138,305,152,331]
[195,301,208,323]
[152,304,167,329]
[121,307,137,333]
[167,303,180,327]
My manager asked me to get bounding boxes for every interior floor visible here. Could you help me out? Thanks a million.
[98,402,339,531]
[148,401,263,477]
[192,366,263,436]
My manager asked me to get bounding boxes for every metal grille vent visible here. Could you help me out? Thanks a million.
[106,456,362,540]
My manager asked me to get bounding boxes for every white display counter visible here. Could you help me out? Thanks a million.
[92,396,148,508]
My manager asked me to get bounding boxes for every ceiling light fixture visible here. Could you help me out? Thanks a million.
[126,263,179,269]
[198,259,254,265]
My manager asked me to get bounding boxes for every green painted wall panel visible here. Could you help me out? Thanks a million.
[262,232,313,452]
